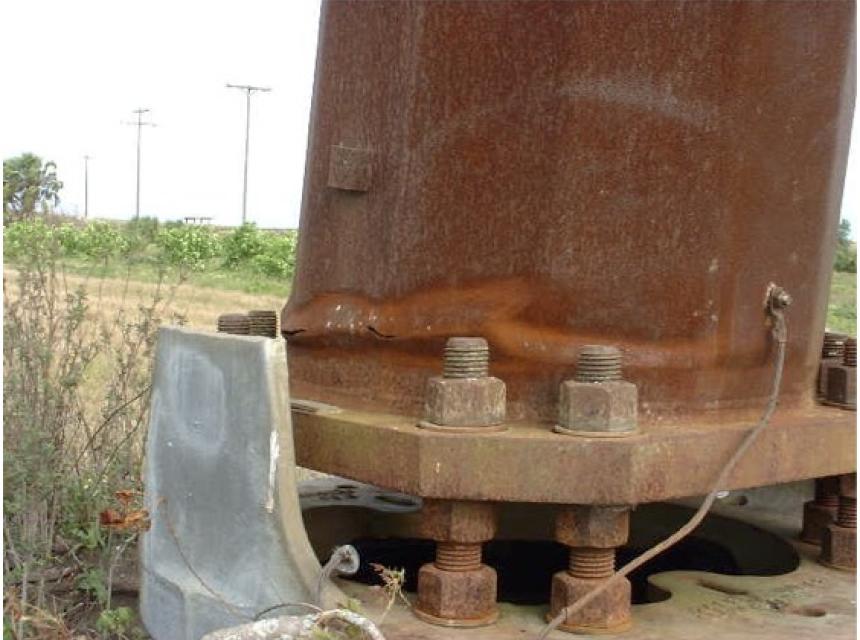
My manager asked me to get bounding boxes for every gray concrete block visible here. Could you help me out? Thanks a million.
[140,327,338,640]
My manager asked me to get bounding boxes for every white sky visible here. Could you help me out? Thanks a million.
[0,0,857,236]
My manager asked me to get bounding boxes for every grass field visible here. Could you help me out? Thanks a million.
[57,256,290,297]
[826,271,856,335]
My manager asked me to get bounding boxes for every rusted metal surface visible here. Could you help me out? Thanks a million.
[552,506,632,633]
[415,563,498,627]
[556,345,638,438]
[283,0,855,426]
[292,404,856,504]
[420,500,496,543]
[818,333,847,397]
[825,338,857,408]
[415,499,498,626]
[821,520,856,571]
[324,493,857,639]
[557,380,638,437]
[556,506,629,549]
[819,474,855,570]
[550,570,632,634]
[247,310,278,338]
[217,313,250,335]
[327,145,372,192]
[420,337,507,430]
[799,477,839,546]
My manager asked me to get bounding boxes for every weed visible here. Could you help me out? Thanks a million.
[3,232,180,637]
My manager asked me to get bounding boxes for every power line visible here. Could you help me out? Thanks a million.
[226,84,271,225]
[122,108,156,219]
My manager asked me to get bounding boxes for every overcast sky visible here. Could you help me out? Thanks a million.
[1,0,857,236]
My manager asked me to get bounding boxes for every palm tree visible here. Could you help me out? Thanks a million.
[3,153,63,221]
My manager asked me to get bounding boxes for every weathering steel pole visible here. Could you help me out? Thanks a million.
[227,84,271,225]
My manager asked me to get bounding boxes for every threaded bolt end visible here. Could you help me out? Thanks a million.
[568,547,615,578]
[823,332,846,359]
[443,337,490,379]
[575,345,623,382]
[815,477,840,507]
[837,496,857,529]
[844,338,857,367]
[435,542,482,572]
[217,313,250,335]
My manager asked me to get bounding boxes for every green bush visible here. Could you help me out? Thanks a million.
[250,231,298,278]
[222,222,267,267]
[123,216,160,257]
[157,224,221,273]
[835,242,856,273]
[77,221,128,263]
[3,219,61,259]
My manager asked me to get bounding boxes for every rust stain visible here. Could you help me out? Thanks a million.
[283,0,854,429]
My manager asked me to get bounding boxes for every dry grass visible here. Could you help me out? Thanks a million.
[4,267,287,332]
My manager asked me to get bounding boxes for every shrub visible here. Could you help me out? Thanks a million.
[835,242,856,273]
[222,222,267,268]
[3,219,61,260]
[156,224,221,275]
[250,231,298,279]
[123,216,160,258]
[3,230,179,637]
[77,221,128,263]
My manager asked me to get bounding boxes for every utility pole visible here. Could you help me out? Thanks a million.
[226,84,271,224]
[123,108,156,219]
[83,155,91,219]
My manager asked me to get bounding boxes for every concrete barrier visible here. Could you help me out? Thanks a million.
[140,327,336,639]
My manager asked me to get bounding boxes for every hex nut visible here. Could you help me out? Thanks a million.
[800,500,837,545]
[558,380,637,434]
[826,365,856,406]
[821,523,856,570]
[421,500,496,543]
[556,506,630,549]
[549,571,632,633]
[415,563,497,623]
[818,358,842,396]
[423,376,505,428]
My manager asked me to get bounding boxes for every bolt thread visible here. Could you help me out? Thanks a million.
[435,542,482,572]
[814,477,840,507]
[575,345,623,382]
[568,547,615,578]
[822,332,846,359]
[247,310,278,338]
[844,338,857,367]
[217,313,250,335]
[443,337,489,379]
[837,496,857,528]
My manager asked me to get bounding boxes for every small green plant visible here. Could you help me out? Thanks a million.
[96,606,136,636]
[76,567,109,605]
